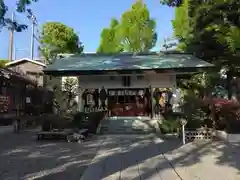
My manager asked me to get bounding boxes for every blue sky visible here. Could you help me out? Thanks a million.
[0,0,175,60]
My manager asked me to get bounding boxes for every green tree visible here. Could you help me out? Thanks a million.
[167,0,240,98]
[97,18,123,53]
[0,59,8,67]
[119,0,157,52]
[39,22,84,63]
[0,0,37,31]
[171,0,190,51]
[62,77,78,111]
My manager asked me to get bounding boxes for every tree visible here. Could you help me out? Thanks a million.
[171,0,190,51]
[51,77,78,115]
[164,0,240,55]
[0,0,37,31]
[167,0,240,99]
[62,77,78,109]
[0,59,8,67]
[97,19,123,53]
[119,0,157,52]
[39,22,84,63]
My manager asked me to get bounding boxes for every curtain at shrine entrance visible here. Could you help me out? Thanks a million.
[108,88,151,117]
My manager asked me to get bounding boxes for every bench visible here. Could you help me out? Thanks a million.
[36,129,73,140]
[36,129,89,142]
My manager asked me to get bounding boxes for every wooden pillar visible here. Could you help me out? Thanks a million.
[150,86,154,119]
[78,87,83,112]
[171,74,178,112]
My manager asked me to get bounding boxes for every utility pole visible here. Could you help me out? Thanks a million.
[163,38,168,51]
[30,20,35,60]
[8,12,15,62]
[27,10,37,60]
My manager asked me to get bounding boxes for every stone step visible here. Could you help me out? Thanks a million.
[99,117,159,134]
[100,126,156,134]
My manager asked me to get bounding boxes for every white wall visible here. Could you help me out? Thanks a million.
[78,74,176,89]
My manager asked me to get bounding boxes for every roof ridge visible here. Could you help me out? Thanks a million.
[5,58,46,67]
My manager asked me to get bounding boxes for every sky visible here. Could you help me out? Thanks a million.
[0,0,175,60]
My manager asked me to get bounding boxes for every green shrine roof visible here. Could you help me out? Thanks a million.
[44,52,214,75]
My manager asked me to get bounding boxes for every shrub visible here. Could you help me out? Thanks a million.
[209,98,240,133]
[41,114,72,131]
[72,112,86,129]
[72,111,107,133]
[159,118,179,134]
[84,111,107,133]
[179,93,210,130]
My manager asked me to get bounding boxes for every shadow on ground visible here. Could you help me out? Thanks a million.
[0,132,103,180]
[82,134,240,180]
[1,132,240,180]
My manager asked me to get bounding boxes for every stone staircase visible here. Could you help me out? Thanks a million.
[99,116,160,134]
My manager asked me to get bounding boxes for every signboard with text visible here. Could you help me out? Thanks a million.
[0,95,9,113]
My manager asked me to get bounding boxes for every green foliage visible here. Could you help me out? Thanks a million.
[97,18,123,53]
[0,59,8,67]
[0,0,37,31]
[168,0,240,99]
[159,118,179,134]
[98,0,157,53]
[72,112,86,129]
[171,0,191,51]
[39,22,84,62]
[169,0,240,61]
[73,111,107,133]
[178,72,221,97]
[216,26,240,54]
[62,77,78,110]
[181,93,209,129]
[41,114,72,131]
[119,0,157,52]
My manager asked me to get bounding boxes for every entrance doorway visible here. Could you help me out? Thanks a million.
[108,88,151,117]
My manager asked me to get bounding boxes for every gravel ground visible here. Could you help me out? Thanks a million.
[0,132,102,180]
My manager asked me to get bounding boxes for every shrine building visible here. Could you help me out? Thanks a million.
[43,52,213,118]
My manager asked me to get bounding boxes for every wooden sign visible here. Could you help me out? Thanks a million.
[0,95,9,113]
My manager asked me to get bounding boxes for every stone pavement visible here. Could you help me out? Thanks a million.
[81,134,182,180]
[0,125,13,134]
[81,135,240,180]
[164,140,240,180]
[0,132,103,180]
[0,132,239,180]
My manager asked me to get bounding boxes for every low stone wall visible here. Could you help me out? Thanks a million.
[215,130,240,143]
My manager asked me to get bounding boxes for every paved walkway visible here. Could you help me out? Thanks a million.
[81,134,182,180]
[0,125,42,135]
[81,135,240,180]
[1,132,239,180]
[0,125,13,134]
[0,132,103,180]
